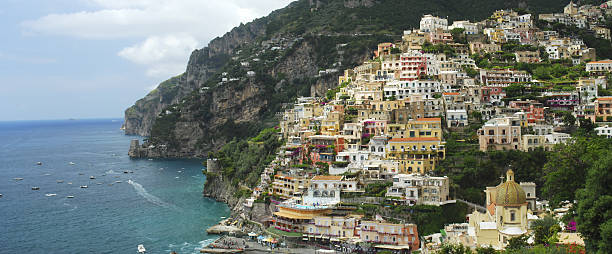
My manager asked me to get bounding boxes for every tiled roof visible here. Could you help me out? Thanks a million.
[388,137,440,142]
[416,118,441,122]
[312,175,343,181]
[588,60,612,64]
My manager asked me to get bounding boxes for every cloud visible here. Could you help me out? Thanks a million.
[21,0,293,78]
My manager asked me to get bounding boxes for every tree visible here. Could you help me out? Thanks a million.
[475,246,496,254]
[575,155,612,253]
[437,243,473,254]
[531,216,561,245]
[506,234,529,251]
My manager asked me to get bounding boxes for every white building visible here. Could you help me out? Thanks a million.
[449,21,479,34]
[447,109,469,128]
[595,125,612,138]
[386,174,452,206]
[586,60,612,73]
[420,14,448,32]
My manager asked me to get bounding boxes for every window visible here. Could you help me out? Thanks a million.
[510,211,516,221]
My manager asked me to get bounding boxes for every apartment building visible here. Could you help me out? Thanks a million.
[386,174,451,206]
[359,221,420,251]
[477,115,522,151]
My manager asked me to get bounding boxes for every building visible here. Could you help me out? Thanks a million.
[386,137,446,174]
[271,174,310,200]
[480,69,532,88]
[595,97,612,122]
[514,51,540,63]
[586,60,612,73]
[595,125,612,138]
[359,221,420,251]
[477,115,522,151]
[593,26,611,41]
[273,202,331,233]
[400,51,428,81]
[386,174,452,206]
[303,175,359,206]
[449,20,479,34]
[420,15,448,32]
[304,215,362,239]
[520,132,571,152]
[468,170,537,250]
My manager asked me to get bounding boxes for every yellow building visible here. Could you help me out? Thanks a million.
[303,215,362,240]
[386,118,443,139]
[468,170,535,250]
[386,137,446,174]
[273,203,331,233]
[321,111,344,136]
[271,174,310,200]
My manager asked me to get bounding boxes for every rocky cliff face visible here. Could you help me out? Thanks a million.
[123,20,267,136]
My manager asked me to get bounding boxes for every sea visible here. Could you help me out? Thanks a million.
[0,119,230,253]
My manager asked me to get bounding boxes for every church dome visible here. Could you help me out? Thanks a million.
[495,169,526,206]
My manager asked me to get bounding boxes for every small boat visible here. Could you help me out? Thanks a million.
[123,171,129,174]
[66,196,74,198]
[67,182,73,185]
[80,185,88,188]
[13,178,24,181]
[138,244,146,253]
[36,162,42,165]
[57,180,64,183]
[44,173,51,176]
[97,182,103,185]
[0,194,3,198]
[45,193,57,197]
[90,176,96,179]
[79,173,84,175]
[32,187,40,190]
[175,177,179,179]
[69,162,76,165]
[115,181,122,183]
[177,170,182,173]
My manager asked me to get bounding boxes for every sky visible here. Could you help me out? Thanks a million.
[0,0,293,121]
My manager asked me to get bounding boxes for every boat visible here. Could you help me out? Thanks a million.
[67,182,73,185]
[36,162,42,165]
[79,173,84,175]
[13,178,24,181]
[66,196,74,198]
[45,193,57,197]
[57,180,64,183]
[175,177,179,179]
[44,173,51,176]
[115,181,122,183]
[69,162,76,165]
[80,185,88,188]
[138,244,146,253]
[32,187,40,190]
[97,183,103,185]
[0,194,3,198]
[123,171,129,174]
[90,176,96,179]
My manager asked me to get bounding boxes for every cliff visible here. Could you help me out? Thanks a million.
[125,0,567,155]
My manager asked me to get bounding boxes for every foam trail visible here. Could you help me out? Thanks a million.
[128,180,181,211]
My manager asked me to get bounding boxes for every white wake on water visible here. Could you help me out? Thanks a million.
[127,180,181,211]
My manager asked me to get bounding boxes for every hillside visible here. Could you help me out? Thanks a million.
[125,0,570,158]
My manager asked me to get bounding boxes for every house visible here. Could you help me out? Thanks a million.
[271,174,310,200]
[302,175,349,206]
[595,125,612,138]
[469,42,502,55]
[359,221,420,251]
[303,215,362,239]
[386,137,445,174]
[386,174,452,206]
[480,69,532,88]
[449,20,479,34]
[477,115,522,151]
[514,51,540,63]
[595,97,612,122]
[586,60,612,73]
[273,201,332,233]
[420,15,448,32]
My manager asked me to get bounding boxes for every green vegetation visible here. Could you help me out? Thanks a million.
[531,216,561,245]
[405,203,468,236]
[209,128,282,187]
[364,181,392,197]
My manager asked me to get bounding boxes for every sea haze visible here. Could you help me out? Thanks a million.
[0,119,229,253]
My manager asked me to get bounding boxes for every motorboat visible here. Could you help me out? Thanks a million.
[36,162,42,165]
[67,182,73,185]
[66,196,74,198]
[0,194,3,198]
[80,185,88,188]
[14,178,24,181]
[69,162,76,165]
[115,181,122,183]
[45,193,57,197]
[57,180,64,183]
[138,244,146,253]
[90,176,95,179]
[32,187,40,190]
[97,183,103,185]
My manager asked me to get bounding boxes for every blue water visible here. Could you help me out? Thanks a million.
[0,119,230,253]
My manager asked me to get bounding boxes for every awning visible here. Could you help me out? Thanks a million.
[374,244,411,250]
[274,211,315,220]
[248,232,258,237]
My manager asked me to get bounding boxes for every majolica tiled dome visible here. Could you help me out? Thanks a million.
[495,169,526,206]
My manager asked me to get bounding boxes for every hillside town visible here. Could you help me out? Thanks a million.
[205,2,612,253]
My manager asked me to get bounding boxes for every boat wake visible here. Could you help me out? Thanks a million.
[63,202,78,212]
[167,239,216,253]
[127,180,181,211]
